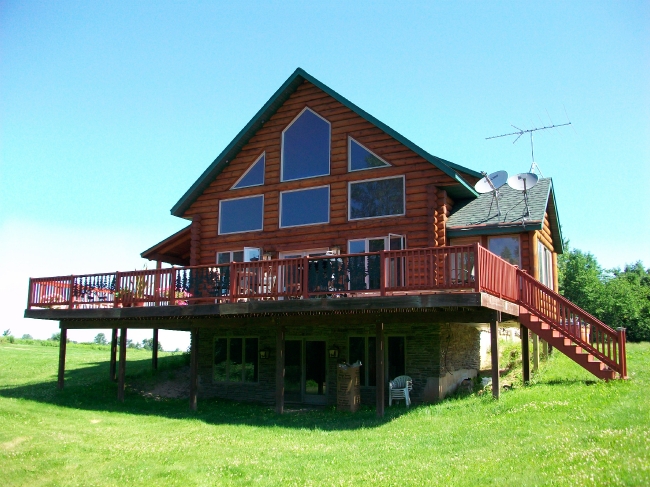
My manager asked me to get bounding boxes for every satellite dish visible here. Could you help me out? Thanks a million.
[474,170,508,194]
[507,172,539,191]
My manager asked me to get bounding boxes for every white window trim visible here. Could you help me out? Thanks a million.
[348,175,406,221]
[487,234,522,267]
[218,194,264,235]
[347,136,391,172]
[279,185,330,229]
[231,152,265,190]
[280,106,331,182]
[216,248,261,264]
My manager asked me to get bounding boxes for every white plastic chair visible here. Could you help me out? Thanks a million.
[389,375,413,407]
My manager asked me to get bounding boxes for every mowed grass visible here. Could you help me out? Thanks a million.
[1,341,649,487]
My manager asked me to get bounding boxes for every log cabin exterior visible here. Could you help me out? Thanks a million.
[25,68,627,414]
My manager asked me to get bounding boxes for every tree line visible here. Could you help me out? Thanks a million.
[558,243,650,342]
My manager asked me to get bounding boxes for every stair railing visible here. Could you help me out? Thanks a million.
[517,269,626,378]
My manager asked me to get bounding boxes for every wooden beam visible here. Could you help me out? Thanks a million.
[490,319,500,399]
[532,333,539,372]
[275,325,285,414]
[56,307,505,332]
[521,325,530,384]
[542,339,548,359]
[375,321,385,417]
[152,328,159,370]
[189,328,199,411]
[57,327,67,389]
[109,328,118,382]
[117,328,127,402]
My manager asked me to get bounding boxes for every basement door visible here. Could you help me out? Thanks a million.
[284,339,328,405]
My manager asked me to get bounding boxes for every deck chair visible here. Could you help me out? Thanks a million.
[389,375,413,407]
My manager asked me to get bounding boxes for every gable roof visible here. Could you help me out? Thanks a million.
[446,178,564,253]
[171,68,480,217]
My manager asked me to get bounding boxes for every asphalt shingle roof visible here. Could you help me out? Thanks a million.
[446,177,563,253]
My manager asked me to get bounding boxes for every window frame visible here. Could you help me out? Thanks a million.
[347,136,391,172]
[348,175,406,221]
[281,107,331,182]
[231,152,265,190]
[348,335,377,387]
[216,248,261,264]
[537,240,554,289]
[279,185,330,229]
[218,194,264,235]
[213,336,259,384]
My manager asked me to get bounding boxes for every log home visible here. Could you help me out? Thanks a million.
[25,68,627,415]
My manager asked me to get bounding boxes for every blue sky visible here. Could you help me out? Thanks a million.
[1,1,648,345]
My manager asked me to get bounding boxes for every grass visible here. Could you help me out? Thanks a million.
[1,340,649,486]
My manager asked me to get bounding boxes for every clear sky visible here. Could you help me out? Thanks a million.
[1,1,648,348]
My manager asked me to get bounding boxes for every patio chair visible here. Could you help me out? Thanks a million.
[389,375,413,407]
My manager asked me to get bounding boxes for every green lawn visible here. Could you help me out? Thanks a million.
[1,340,649,487]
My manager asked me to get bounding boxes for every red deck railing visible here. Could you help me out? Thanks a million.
[25,243,626,378]
[517,270,627,378]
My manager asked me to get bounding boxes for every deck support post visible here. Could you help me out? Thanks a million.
[532,333,539,372]
[189,328,199,411]
[521,325,530,384]
[109,328,118,381]
[376,321,385,417]
[275,325,285,414]
[152,328,159,370]
[541,339,548,359]
[117,328,127,401]
[490,317,500,399]
[57,326,67,389]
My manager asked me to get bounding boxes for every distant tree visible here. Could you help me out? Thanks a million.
[126,339,141,349]
[142,338,163,351]
[2,329,11,337]
[559,243,650,342]
[21,334,33,339]
[50,332,61,341]
[93,333,108,345]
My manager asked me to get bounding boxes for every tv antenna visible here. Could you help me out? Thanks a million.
[486,121,571,177]
[474,170,508,217]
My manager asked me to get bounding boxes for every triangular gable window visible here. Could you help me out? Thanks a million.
[232,153,265,189]
[348,137,390,172]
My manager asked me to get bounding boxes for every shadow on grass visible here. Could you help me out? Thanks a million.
[0,355,412,431]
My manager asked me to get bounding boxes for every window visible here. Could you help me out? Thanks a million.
[280,186,329,228]
[218,195,264,235]
[217,248,260,264]
[281,107,331,181]
[488,235,521,267]
[348,235,405,290]
[387,336,405,380]
[538,241,554,288]
[348,336,376,386]
[348,137,390,172]
[232,153,265,189]
[213,337,259,382]
[349,176,405,221]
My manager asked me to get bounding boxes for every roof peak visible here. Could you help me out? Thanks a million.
[171,68,480,217]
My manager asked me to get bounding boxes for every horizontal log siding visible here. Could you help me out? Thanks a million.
[183,80,459,260]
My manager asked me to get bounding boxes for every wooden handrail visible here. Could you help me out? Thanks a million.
[517,269,624,376]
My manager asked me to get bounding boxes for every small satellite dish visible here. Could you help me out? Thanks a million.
[474,170,508,194]
[507,173,539,191]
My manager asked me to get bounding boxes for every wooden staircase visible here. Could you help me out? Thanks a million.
[516,270,627,380]
[519,308,617,380]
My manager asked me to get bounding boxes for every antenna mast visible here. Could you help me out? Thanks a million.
[486,122,571,177]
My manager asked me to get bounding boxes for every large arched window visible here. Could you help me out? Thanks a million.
[281,107,331,182]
